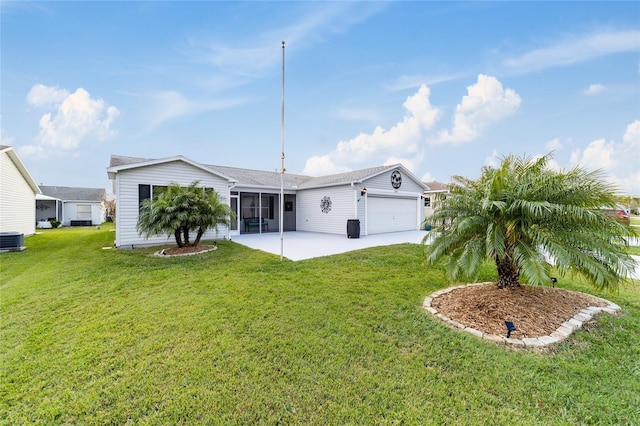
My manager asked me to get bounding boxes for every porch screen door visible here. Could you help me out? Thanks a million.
[230,196,239,235]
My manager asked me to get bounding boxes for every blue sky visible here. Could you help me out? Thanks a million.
[2,1,639,195]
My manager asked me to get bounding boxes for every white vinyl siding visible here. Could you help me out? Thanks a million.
[114,160,231,248]
[61,202,104,226]
[0,151,37,235]
[296,185,356,235]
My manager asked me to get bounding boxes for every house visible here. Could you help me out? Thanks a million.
[36,186,107,227]
[423,180,449,224]
[107,154,427,248]
[0,145,41,236]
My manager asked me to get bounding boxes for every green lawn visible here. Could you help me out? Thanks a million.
[1,225,639,425]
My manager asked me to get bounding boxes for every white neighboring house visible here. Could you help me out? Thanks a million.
[107,154,427,248]
[0,145,41,236]
[423,180,450,227]
[36,186,106,227]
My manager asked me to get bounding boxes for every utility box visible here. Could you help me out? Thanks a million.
[0,232,25,252]
[347,219,360,239]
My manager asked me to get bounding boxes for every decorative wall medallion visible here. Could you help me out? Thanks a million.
[391,170,402,189]
[320,196,332,214]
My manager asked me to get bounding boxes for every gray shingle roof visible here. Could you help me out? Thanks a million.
[204,164,313,190]
[423,180,449,191]
[39,186,105,202]
[108,154,421,190]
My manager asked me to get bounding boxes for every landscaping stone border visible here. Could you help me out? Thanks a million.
[422,282,621,347]
[154,246,217,258]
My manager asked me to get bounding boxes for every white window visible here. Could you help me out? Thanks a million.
[77,204,92,220]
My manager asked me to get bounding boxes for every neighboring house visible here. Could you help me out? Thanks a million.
[423,180,450,224]
[0,145,41,236]
[107,154,427,248]
[37,186,106,226]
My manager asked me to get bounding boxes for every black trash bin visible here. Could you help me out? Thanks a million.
[347,219,360,239]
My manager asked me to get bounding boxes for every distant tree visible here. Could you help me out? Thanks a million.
[102,193,116,222]
[137,181,235,248]
[424,153,638,291]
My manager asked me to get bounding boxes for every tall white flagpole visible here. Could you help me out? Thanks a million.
[280,41,286,262]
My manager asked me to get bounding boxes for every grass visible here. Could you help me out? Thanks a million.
[1,224,639,425]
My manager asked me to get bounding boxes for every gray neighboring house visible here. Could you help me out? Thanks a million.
[37,186,106,226]
[0,145,41,236]
[107,154,427,248]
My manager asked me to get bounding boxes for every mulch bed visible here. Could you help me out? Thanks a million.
[431,283,609,339]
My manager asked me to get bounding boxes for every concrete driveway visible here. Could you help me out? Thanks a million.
[232,230,429,261]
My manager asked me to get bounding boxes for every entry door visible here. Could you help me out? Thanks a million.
[230,196,239,236]
[283,194,296,231]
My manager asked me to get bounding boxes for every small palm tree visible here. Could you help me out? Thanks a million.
[424,153,638,291]
[137,181,235,248]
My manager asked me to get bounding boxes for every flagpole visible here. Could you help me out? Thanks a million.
[280,40,285,262]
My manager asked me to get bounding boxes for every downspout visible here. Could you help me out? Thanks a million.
[350,183,358,219]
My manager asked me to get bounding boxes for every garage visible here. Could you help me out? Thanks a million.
[367,196,418,234]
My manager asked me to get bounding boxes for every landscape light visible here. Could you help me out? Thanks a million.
[505,321,516,338]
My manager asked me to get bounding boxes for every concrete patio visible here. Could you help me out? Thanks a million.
[232,230,430,261]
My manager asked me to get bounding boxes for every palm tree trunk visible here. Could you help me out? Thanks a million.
[495,255,520,289]
[174,228,185,248]
[182,226,191,247]
[193,227,205,247]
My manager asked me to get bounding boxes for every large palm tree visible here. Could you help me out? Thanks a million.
[137,181,235,248]
[424,153,637,291]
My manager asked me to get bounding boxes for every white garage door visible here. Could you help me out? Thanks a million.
[367,196,417,234]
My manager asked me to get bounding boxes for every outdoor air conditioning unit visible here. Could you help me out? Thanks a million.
[0,232,26,252]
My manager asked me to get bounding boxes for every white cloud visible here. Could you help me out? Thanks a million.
[387,73,465,91]
[189,2,387,86]
[504,29,640,73]
[24,85,120,156]
[335,107,383,123]
[143,90,245,129]
[0,126,14,146]
[583,84,605,95]
[623,119,640,144]
[18,144,45,158]
[421,171,435,182]
[303,84,441,176]
[384,155,420,173]
[27,84,69,107]
[570,120,640,195]
[484,149,501,169]
[303,155,352,176]
[546,138,562,151]
[436,74,521,145]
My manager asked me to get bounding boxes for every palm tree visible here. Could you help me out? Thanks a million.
[424,153,637,291]
[137,181,235,248]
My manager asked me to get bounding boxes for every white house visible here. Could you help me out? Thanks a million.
[107,154,427,248]
[0,145,41,236]
[36,186,106,226]
[423,180,450,221]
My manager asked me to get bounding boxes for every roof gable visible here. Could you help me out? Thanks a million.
[1,145,41,194]
[107,155,236,182]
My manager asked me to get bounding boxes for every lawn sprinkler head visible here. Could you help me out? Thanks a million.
[505,321,516,338]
